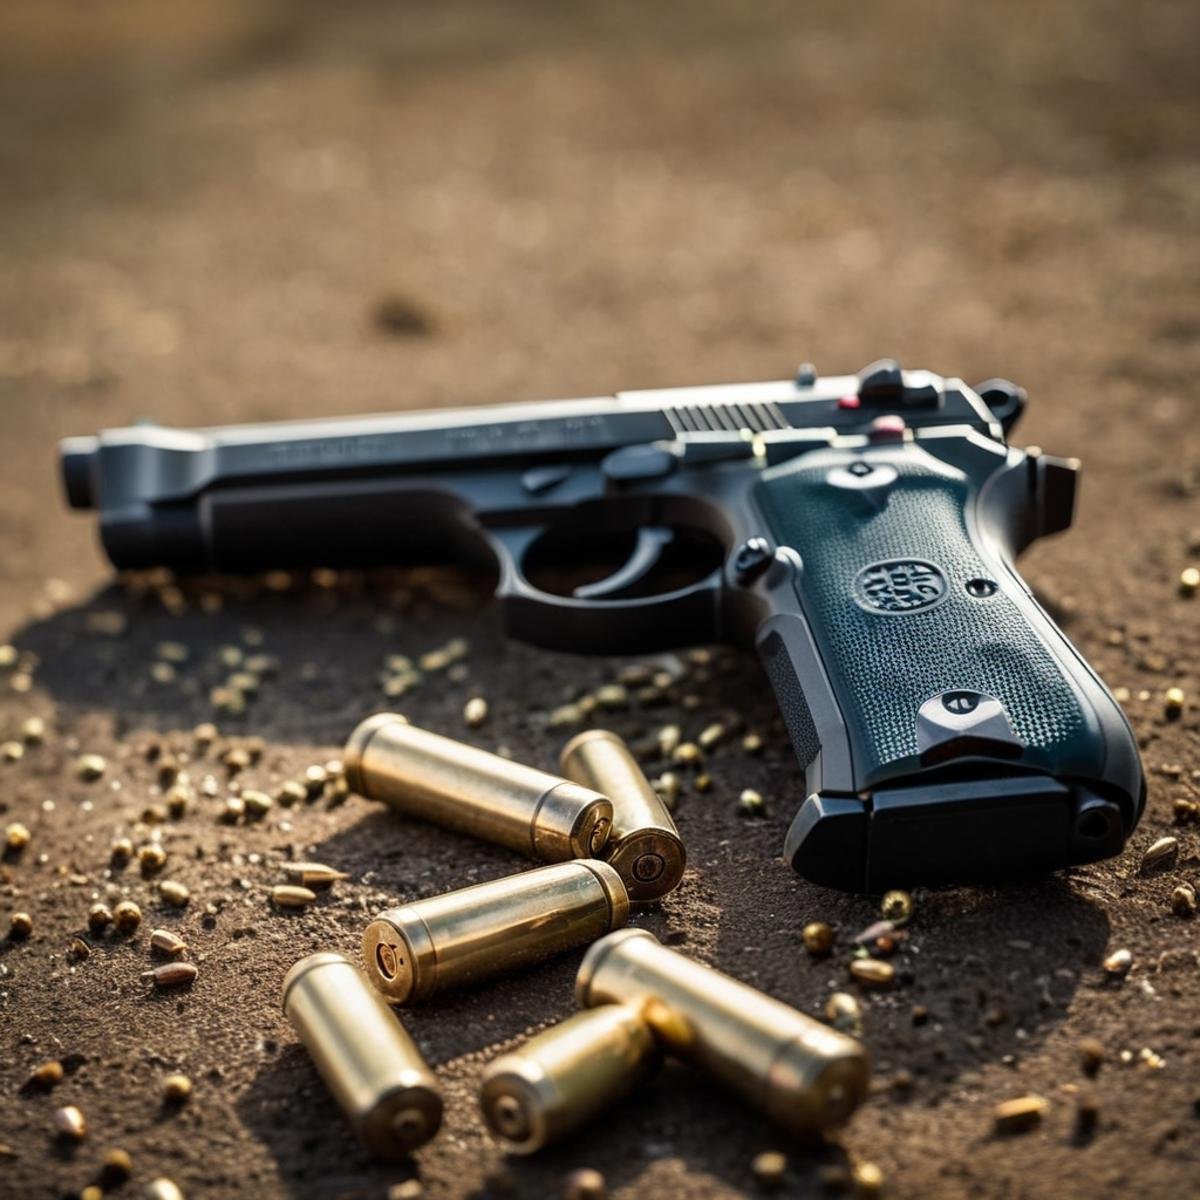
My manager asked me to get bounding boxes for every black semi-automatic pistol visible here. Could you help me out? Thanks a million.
[59,359,1145,891]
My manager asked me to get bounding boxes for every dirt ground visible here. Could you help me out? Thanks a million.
[1,2,1198,1198]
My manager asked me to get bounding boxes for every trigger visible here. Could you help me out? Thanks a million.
[573,527,674,600]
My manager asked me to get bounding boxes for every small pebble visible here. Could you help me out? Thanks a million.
[1164,686,1185,718]
[138,844,167,875]
[10,911,33,938]
[741,732,764,755]
[275,781,307,807]
[563,1168,606,1200]
[1180,566,1199,597]
[994,1095,1047,1134]
[303,764,328,795]
[88,903,113,934]
[849,958,895,989]
[654,772,681,806]
[27,1059,64,1088]
[163,1073,193,1103]
[825,992,864,1036]
[143,962,198,990]
[1170,883,1196,916]
[1103,948,1132,978]
[110,837,134,866]
[75,754,107,781]
[150,929,188,957]
[193,723,218,751]
[802,921,835,956]
[158,880,190,907]
[880,890,913,925]
[698,723,726,750]
[220,797,245,824]
[223,746,251,775]
[1140,836,1178,872]
[271,885,317,909]
[165,786,190,819]
[149,662,176,685]
[673,742,703,767]
[1078,1036,1105,1076]
[282,862,348,887]
[54,1104,87,1140]
[144,1178,185,1200]
[20,716,45,744]
[387,1182,424,1200]
[5,822,31,852]
[547,704,583,729]
[594,684,628,711]
[656,725,682,756]
[242,789,273,818]
[751,1150,787,1192]
[100,1148,134,1184]
[1,740,24,762]
[1173,797,1199,823]
[113,900,142,935]
[737,788,766,817]
[852,1161,884,1199]
[218,645,243,669]
[463,697,489,728]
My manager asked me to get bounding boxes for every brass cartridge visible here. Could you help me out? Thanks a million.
[576,929,869,1133]
[363,860,629,1004]
[344,714,612,862]
[480,1004,659,1153]
[280,952,442,1158]
[559,729,686,901]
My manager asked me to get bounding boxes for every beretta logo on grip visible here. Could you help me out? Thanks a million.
[853,559,949,614]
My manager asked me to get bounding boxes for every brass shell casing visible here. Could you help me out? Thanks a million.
[345,714,612,862]
[280,952,442,1159]
[363,860,630,1005]
[576,930,869,1133]
[480,1004,659,1153]
[560,729,686,901]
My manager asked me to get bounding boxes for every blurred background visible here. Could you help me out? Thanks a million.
[0,2,1197,1198]
[2,1,1196,623]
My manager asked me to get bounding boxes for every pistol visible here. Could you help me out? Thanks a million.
[59,358,1144,890]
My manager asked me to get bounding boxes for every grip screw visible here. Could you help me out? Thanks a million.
[966,578,998,598]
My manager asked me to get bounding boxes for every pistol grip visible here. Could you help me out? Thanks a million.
[751,439,1144,891]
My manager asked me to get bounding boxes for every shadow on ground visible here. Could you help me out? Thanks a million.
[7,573,1111,1198]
